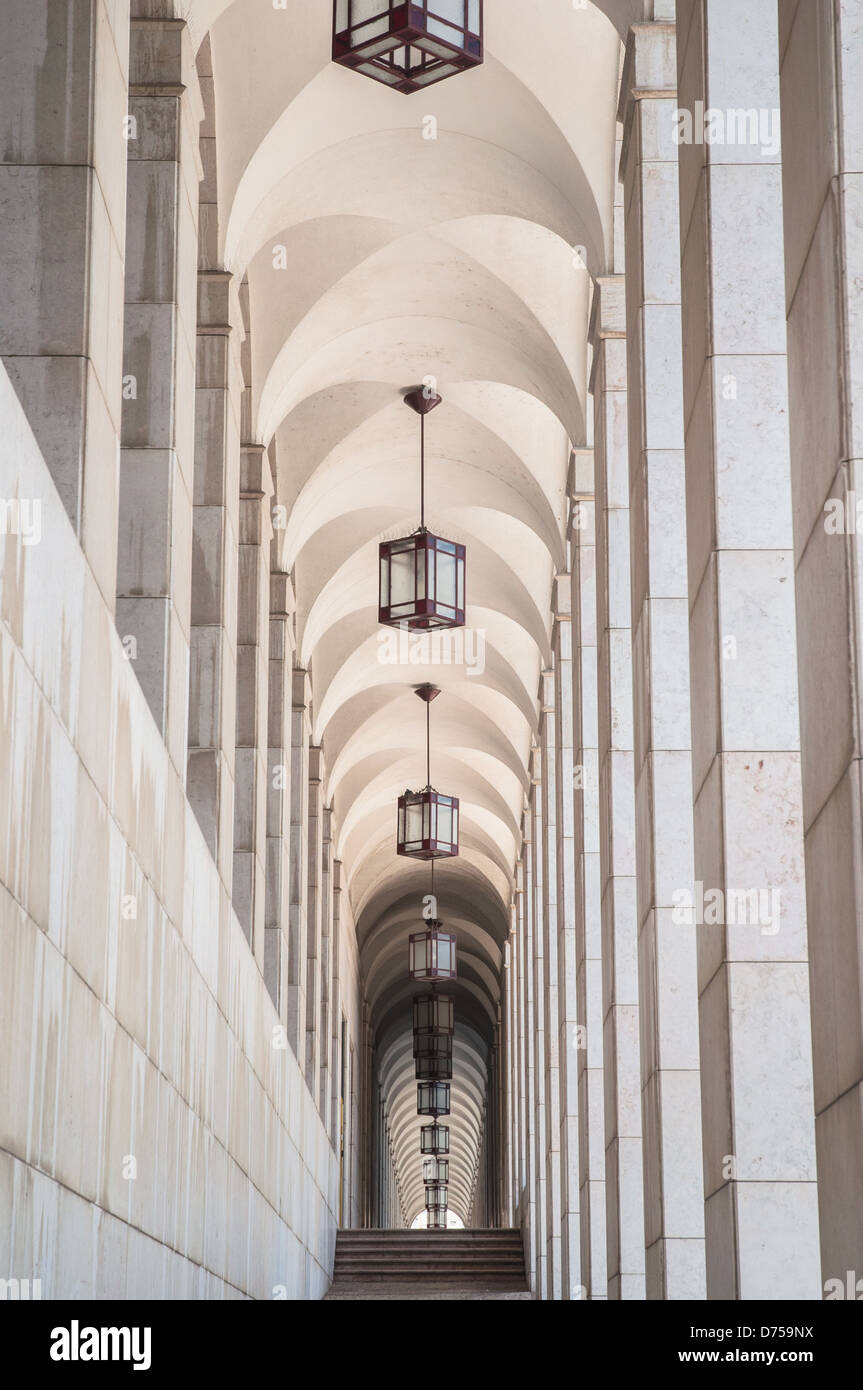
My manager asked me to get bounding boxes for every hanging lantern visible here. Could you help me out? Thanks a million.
[420,1122,449,1155]
[379,391,466,630]
[333,4,483,97]
[417,1080,450,1116]
[413,993,454,1035]
[397,789,459,859]
[410,927,457,980]
[425,1183,448,1213]
[413,1031,452,1059]
[415,1052,453,1081]
[426,1206,448,1230]
[397,685,459,860]
[423,1157,449,1185]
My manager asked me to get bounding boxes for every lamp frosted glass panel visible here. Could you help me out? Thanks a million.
[437,937,454,975]
[452,805,458,844]
[432,0,466,27]
[390,548,415,607]
[405,800,424,844]
[436,801,452,845]
[411,63,460,83]
[436,549,457,610]
[336,0,349,31]
[412,936,429,974]
[457,555,464,611]
[428,17,465,45]
[353,0,388,21]
[469,0,480,32]
[359,36,402,58]
[351,18,389,45]
[413,37,459,59]
[416,545,426,600]
[422,798,430,841]
[357,64,402,81]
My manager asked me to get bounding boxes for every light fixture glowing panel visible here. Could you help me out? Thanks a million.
[420,1122,449,1155]
[413,993,455,1035]
[397,789,459,860]
[333,2,483,95]
[417,1081,450,1116]
[410,927,457,981]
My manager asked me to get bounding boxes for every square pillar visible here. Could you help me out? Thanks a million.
[117,14,202,774]
[570,451,608,1301]
[676,0,821,1298]
[0,0,130,606]
[590,275,646,1299]
[619,18,706,1299]
[187,269,242,887]
[779,0,863,1286]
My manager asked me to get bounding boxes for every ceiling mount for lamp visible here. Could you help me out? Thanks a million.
[333,2,484,95]
[379,388,466,632]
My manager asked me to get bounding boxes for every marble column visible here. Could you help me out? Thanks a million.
[319,804,334,1123]
[0,0,129,606]
[570,451,608,1300]
[779,0,863,1285]
[590,276,646,1299]
[265,569,295,1012]
[619,18,706,1298]
[540,673,563,1298]
[330,858,343,1141]
[529,753,549,1297]
[187,266,242,885]
[553,578,583,1299]
[675,0,821,1298]
[306,745,324,1098]
[117,14,201,776]
[521,808,538,1289]
[233,444,273,966]
[287,669,311,1062]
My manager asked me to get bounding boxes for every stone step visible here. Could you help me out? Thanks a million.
[329,1227,529,1299]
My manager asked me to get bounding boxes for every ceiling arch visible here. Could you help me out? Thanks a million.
[190,0,627,1225]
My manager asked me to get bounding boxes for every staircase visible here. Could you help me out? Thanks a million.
[325,1228,531,1300]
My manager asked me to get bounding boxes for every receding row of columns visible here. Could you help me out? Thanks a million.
[503,1,863,1299]
[0,3,346,1146]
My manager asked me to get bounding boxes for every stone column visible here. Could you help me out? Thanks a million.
[570,451,608,1300]
[779,0,863,1288]
[330,858,343,1140]
[521,809,538,1289]
[117,14,201,776]
[265,570,295,1012]
[287,669,311,1061]
[306,745,324,1098]
[540,674,563,1298]
[187,267,242,886]
[590,276,646,1299]
[319,804,334,1122]
[552,577,582,1299]
[619,18,706,1299]
[514,868,528,1223]
[529,756,549,1297]
[675,0,820,1298]
[0,0,129,606]
[233,444,273,966]
[504,904,516,1224]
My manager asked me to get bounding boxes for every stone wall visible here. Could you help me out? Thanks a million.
[0,364,358,1298]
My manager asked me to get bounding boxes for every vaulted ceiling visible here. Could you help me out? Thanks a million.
[190,0,627,1223]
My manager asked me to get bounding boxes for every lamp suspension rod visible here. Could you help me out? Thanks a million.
[426,696,431,787]
[420,410,426,530]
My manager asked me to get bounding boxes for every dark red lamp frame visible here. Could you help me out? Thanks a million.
[333,1,483,95]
